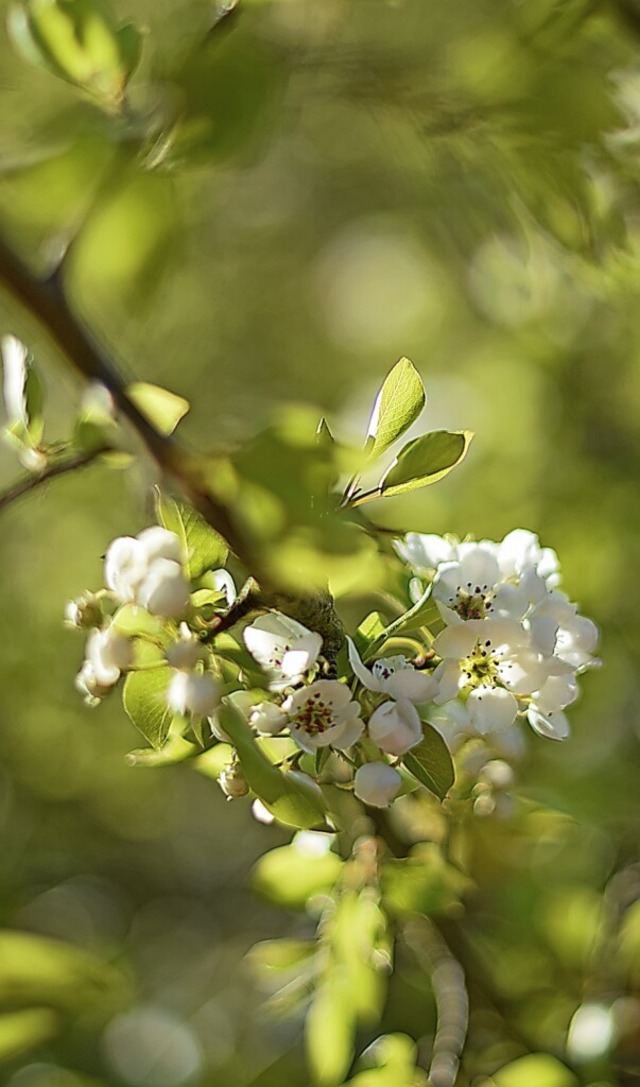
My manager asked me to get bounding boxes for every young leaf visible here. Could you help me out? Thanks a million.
[402,722,455,799]
[127,382,189,437]
[122,667,172,750]
[252,845,343,910]
[0,1008,59,1063]
[218,701,327,830]
[356,431,473,504]
[306,973,356,1087]
[155,491,228,579]
[365,358,426,459]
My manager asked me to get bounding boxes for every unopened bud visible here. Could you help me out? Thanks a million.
[219,761,249,799]
[65,592,104,630]
[354,762,402,808]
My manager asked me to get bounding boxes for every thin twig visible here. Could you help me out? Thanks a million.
[0,445,110,513]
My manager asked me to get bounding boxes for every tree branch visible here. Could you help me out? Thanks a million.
[0,445,109,513]
[0,235,246,557]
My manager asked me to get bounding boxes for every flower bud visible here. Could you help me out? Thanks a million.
[104,536,147,603]
[64,592,103,630]
[248,702,288,736]
[166,625,203,670]
[74,660,114,705]
[168,671,221,717]
[138,559,190,619]
[354,762,402,808]
[368,698,422,756]
[137,527,183,565]
[219,761,249,799]
[86,626,134,686]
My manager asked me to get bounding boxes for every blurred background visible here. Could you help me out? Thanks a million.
[0,0,639,1083]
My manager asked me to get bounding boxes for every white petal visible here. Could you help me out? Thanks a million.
[456,547,500,594]
[467,686,518,733]
[368,699,422,756]
[354,762,402,807]
[137,526,183,564]
[491,582,529,620]
[527,707,570,740]
[394,533,454,571]
[434,623,479,660]
[331,713,365,750]
[347,636,382,691]
[497,650,549,695]
[532,674,578,714]
[104,536,147,602]
[384,668,439,703]
[138,559,190,619]
[433,659,463,703]
[211,568,237,605]
[1,334,28,424]
[526,615,559,657]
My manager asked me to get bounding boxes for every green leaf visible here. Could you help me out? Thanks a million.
[306,972,356,1087]
[381,845,471,918]
[252,845,343,910]
[365,358,425,459]
[354,611,386,654]
[218,701,327,829]
[126,734,196,767]
[127,382,190,437]
[122,667,173,750]
[357,431,473,504]
[402,723,455,800]
[0,930,126,1013]
[346,1034,428,1086]
[492,1054,578,1087]
[155,491,228,579]
[248,938,316,974]
[0,1008,59,1063]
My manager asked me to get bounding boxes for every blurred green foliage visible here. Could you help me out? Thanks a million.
[0,0,639,1085]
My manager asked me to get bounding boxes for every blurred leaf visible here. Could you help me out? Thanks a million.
[356,431,473,503]
[354,612,386,654]
[345,1033,428,1086]
[69,170,179,304]
[402,724,455,800]
[0,1008,59,1063]
[248,939,316,974]
[8,0,143,108]
[156,491,228,579]
[252,844,343,910]
[0,930,125,1012]
[219,701,327,829]
[127,382,190,437]
[365,358,425,459]
[306,971,356,1087]
[381,844,471,917]
[122,666,172,750]
[492,1053,578,1087]
[163,26,284,166]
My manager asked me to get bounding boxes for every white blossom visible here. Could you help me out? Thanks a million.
[168,671,221,717]
[1,334,29,426]
[368,698,423,755]
[86,626,134,686]
[394,532,456,573]
[138,558,190,619]
[104,536,148,603]
[243,612,322,691]
[165,624,204,670]
[347,638,439,702]
[283,679,364,752]
[354,762,402,807]
[248,702,288,736]
[434,619,550,702]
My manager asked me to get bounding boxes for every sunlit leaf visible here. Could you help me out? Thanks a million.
[365,358,425,459]
[381,845,472,917]
[0,1008,59,1063]
[156,491,228,579]
[402,723,455,799]
[122,667,173,750]
[218,701,327,829]
[492,1053,578,1087]
[306,972,356,1087]
[356,431,473,504]
[127,382,190,437]
[252,844,343,910]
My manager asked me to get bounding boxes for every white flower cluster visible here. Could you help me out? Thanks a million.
[68,527,221,711]
[67,521,599,815]
[395,529,599,745]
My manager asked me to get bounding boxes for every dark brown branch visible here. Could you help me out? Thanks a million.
[0,445,110,513]
[0,235,246,558]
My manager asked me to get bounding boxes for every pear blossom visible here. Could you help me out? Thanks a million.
[354,762,402,808]
[104,528,190,618]
[434,620,550,704]
[347,638,439,703]
[394,533,457,573]
[243,612,323,691]
[283,679,364,752]
[219,761,249,798]
[248,701,289,736]
[2,334,30,428]
[86,626,134,686]
[64,591,103,630]
[368,698,423,755]
[168,671,221,717]
[166,624,204,671]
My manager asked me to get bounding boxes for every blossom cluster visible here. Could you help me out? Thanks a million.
[396,529,599,744]
[67,524,599,812]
